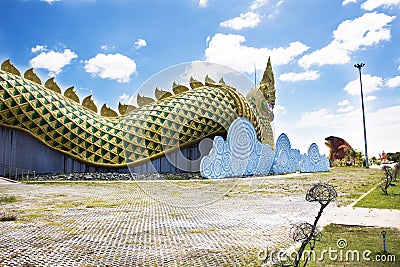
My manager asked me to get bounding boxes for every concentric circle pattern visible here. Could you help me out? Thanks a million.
[272,134,330,174]
[201,118,274,178]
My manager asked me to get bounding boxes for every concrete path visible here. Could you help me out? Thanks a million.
[0,177,19,184]
[0,172,398,266]
[321,206,400,229]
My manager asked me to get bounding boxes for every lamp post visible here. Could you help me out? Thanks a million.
[354,63,369,168]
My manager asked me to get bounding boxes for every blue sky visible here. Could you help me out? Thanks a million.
[1,0,400,158]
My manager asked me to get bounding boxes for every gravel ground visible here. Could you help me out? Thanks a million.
[0,174,325,267]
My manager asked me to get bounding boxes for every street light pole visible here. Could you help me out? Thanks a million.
[354,63,369,168]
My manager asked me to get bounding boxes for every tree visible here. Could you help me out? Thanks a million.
[387,152,400,163]
[344,148,364,167]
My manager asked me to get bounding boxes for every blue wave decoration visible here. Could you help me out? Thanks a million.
[271,133,301,174]
[200,118,330,178]
[200,118,274,178]
[299,143,330,173]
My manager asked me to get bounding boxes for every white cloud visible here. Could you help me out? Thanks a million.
[338,99,350,106]
[220,12,261,30]
[365,95,377,102]
[84,53,137,83]
[29,49,77,76]
[205,33,309,73]
[206,36,211,45]
[278,70,319,82]
[297,108,341,128]
[385,75,400,88]
[274,104,287,115]
[295,105,400,157]
[101,45,115,50]
[343,74,383,95]
[31,45,47,53]
[299,12,395,69]
[333,12,394,51]
[337,105,355,113]
[119,93,131,102]
[299,41,350,68]
[199,0,208,7]
[134,38,147,49]
[342,0,358,5]
[250,0,268,10]
[361,0,400,11]
[41,0,59,4]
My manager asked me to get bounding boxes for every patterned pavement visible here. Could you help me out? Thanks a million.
[0,175,322,266]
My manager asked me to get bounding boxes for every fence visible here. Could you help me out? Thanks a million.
[0,164,36,181]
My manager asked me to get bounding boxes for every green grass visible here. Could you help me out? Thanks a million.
[297,224,400,267]
[0,195,17,203]
[187,227,218,234]
[248,167,382,206]
[355,185,400,209]
[51,198,119,209]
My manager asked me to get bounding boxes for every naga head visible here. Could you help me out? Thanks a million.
[258,57,276,117]
[246,57,276,123]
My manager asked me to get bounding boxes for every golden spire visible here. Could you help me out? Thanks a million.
[189,76,203,89]
[172,82,189,95]
[155,87,173,100]
[64,87,80,103]
[24,68,42,85]
[45,77,62,94]
[82,95,98,113]
[258,57,275,104]
[205,75,216,86]
[101,103,118,117]
[1,59,21,76]
[137,94,155,107]
[118,102,137,116]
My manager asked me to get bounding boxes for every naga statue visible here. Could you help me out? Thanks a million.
[0,58,276,172]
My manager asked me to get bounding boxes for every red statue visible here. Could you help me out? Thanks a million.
[325,136,352,162]
[380,151,388,164]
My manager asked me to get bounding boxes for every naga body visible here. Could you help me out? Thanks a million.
[0,59,276,170]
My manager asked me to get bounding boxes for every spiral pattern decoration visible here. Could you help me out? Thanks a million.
[200,121,330,178]
[299,143,330,173]
[200,117,274,178]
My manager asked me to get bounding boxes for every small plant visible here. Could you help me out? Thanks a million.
[392,163,399,182]
[264,183,337,267]
[380,165,398,195]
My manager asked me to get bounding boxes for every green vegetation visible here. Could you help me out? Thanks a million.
[187,227,217,234]
[355,185,400,209]
[387,152,400,163]
[330,148,365,167]
[298,224,400,267]
[22,213,47,220]
[248,167,382,206]
[0,195,17,203]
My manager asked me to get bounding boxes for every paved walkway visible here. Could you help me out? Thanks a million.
[0,178,314,266]
[0,174,398,266]
[321,182,400,230]
[321,206,400,229]
[0,177,19,185]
